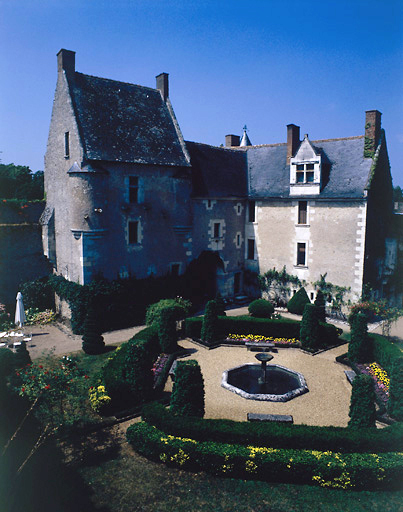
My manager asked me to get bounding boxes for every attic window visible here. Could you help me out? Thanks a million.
[248,201,256,222]
[295,163,315,184]
[64,132,70,159]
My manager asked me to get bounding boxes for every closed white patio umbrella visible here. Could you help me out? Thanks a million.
[15,292,26,327]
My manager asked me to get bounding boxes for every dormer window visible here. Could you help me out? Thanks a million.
[296,163,315,183]
[290,135,322,196]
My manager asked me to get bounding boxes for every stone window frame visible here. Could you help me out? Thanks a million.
[246,238,256,260]
[64,131,70,159]
[296,241,308,267]
[297,201,308,225]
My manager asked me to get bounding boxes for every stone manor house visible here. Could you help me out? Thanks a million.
[40,49,399,305]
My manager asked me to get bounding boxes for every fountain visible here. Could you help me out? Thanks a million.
[221,350,308,402]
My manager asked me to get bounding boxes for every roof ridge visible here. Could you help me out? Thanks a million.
[186,141,247,152]
[75,72,158,93]
[312,135,364,143]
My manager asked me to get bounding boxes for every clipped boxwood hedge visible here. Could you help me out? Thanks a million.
[185,315,341,347]
[141,402,403,454]
[127,421,403,490]
[371,333,402,374]
[102,326,160,409]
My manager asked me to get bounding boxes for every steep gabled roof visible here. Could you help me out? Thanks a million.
[186,142,247,198]
[67,72,189,167]
[248,136,373,199]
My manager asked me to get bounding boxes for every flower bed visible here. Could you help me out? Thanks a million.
[152,353,171,388]
[226,333,300,347]
[356,362,390,406]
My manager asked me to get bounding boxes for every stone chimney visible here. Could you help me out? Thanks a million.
[225,134,240,147]
[287,124,300,163]
[57,49,75,75]
[156,73,169,102]
[364,110,382,157]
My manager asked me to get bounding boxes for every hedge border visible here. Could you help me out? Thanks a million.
[127,422,403,490]
[141,402,403,453]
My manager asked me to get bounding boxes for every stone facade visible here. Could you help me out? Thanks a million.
[41,49,397,304]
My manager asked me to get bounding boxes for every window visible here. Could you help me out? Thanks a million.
[248,201,255,222]
[236,233,241,247]
[129,176,139,203]
[207,200,212,208]
[297,242,306,266]
[128,221,138,244]
[247,239,255,260]
[213,222,221,238]
[294,163,315,183]
[298,201,307,224]
[310,292,315,300]
[64,132,70,158]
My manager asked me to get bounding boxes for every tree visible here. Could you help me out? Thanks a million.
[201,300,219,343]
[287,287,310,315]
[314,289,326,323]
[387,358,403,420]
[170,360,205,417]
[0,163,44,200]
[348,374,376,428]
[82,303,105,354]
[393,186,403,202]
[348,312,370,363]
[300,304,320,351]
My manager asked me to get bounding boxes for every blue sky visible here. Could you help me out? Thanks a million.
[1,0,402,187]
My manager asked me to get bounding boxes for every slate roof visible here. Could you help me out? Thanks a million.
[67,72,189,167]
[186,142,247,198]
[248,136,373,199]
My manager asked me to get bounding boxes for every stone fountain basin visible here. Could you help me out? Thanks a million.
[221,363,309,402]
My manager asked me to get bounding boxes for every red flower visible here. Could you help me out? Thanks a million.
[16,372,20,376]
[84,375,89,379]
[21,387,25,392]
[44,385,51,390]
[39,365,43,369]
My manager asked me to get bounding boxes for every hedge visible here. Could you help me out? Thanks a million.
[371,333,402,374]
[127,422,403,490]
[102,325,160,409]
[141,402,403,453]
[185,315,341,347]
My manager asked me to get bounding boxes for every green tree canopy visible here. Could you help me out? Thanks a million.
[0,163,44,200]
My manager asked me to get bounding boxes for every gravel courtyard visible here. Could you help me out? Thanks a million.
[167,340,352,427]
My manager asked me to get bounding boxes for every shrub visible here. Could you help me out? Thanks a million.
[157,307,178,353]
[13,341,32,368]
[170,360,205,418]
[146,298,191,326]
[300,304,320,351]
[187,315,304,341]
[314,290,326,323]
[348,312,370,363]
[82,304,105,355]
[287,287,310,315]
[201,300,219,343]
[142,401,403,453]
[348,374,376,428]
[20,276,55,311]
[102,326,159,410]
[127,421,403,490]
[248,299,274,318]
[0,303,12,331]
[387,358,403,421]
[371,333,401,374]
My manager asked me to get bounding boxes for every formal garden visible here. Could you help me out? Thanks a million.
[0,275,402,510]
